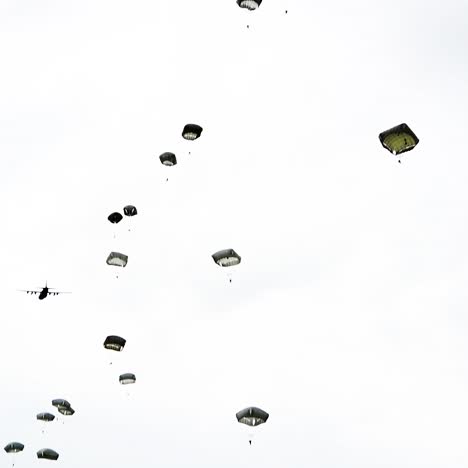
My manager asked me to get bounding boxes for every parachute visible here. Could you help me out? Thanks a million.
[119,373,136,385]
[4,443,24,454]
[123,205,137,217]
[51,399,71,410]
[108,212,123,224]
[58,407,75,416]
[37,412,55,422]
[104,335,126,351]
[159,152,177,166]
[37,449,59,461]
[182,124,203,141]
[237,0,262,10]
[4,443,24,465]
[236,407,269,426]
[379,123,419,157]
[106,252,128,267]
[212,249,241,267]
[236,407,269,445]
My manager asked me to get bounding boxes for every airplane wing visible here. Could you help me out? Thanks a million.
[46,291,71,296]
[18,290,40,295]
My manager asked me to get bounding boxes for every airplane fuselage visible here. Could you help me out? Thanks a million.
[39,288,48,300]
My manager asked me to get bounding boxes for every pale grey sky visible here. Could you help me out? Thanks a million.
[1,1,468,467]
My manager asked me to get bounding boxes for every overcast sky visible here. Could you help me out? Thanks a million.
[1,0,468,467]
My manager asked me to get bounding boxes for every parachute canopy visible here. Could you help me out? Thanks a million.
[119,373,136,385]
[104,335,126,351]
[108,212,123,224]
[237,0,262,10]
[159,152,177,166]
[37,412,55,422]
[37,449,59,461]
[212,249,241,267]
[106,252,128,267]
[123,205,137,217]
[4,442,24,453]
[379,123,419,156]
[236,407,269,426]
[51,399,70,410]
[182,124,203,141]
[58,407,75,416]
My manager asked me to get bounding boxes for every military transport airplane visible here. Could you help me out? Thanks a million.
[19,282,71,300]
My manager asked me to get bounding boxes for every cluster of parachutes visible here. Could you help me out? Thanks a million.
[157,123,204,182]
[104,335,137,386]
[106,205,137,271]
[4,444,59,464]
[3,3,424,464]
[3,399,77,465]
[107,205,138,227]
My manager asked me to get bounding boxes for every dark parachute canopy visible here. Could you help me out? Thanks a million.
[4,443,24,453]
[37,412,55,422]
[236,407,269,426]
[182,124,203,141]
[212,249,241,267]
[104,335,126,351]
[106,252,128,267]
[58,407,75,416]
[51,399,71,410]
[119,373,136,385]
[159,152,177,166]
[237,0,262,10]
[108,212,123,224]
[37,449,59,461]
[379,123,419,156]
[123,205,137,217]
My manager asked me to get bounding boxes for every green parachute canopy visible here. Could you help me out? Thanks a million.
[379,123,419,156]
